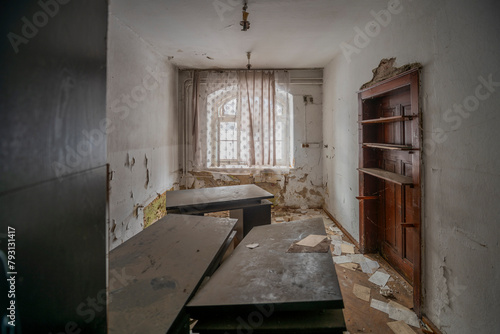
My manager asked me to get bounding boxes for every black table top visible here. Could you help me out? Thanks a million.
[108,214,237,334]
[165,184,273,210]
[187,218,343,316]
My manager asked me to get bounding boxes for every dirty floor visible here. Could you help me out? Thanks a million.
[207,208,431,334]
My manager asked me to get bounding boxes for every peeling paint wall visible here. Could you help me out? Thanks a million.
[179,70,323,208]
[322,0,500,332]
[107,13,179,249]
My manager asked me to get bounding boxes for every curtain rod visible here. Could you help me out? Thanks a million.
[180,68,323,72]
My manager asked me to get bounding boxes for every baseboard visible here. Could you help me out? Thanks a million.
[322,206,360,249]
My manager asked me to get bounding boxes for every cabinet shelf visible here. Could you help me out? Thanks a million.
[362,143,415,150]
[358,168,413,185]
[360,114,417,124]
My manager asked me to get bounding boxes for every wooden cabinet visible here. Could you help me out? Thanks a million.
[357,68,422,315]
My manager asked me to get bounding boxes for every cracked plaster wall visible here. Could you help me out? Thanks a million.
[107,14,179,250]
[322,0,500,332]
[180,70,323,208]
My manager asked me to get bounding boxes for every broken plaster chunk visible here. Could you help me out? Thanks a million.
[296,234,326,247]
[275,217,285,222]
[353,283,371,302]
[330,234,343,241]
[369,271,391,287]
[387,320,415,334]
[380,285,394,298]
[246,243,259,249]
[370,299,389,314]
[387,301,420,328]
[329,225,342,233]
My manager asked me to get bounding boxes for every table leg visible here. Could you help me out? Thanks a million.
[230,200,272,240]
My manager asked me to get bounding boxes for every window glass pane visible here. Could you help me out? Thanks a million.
[223,99,237,115]
[276,141,282,160]
[276,122,283,139]
[276,103,283,116]
[220,122,237,140]
[220,141,237,160]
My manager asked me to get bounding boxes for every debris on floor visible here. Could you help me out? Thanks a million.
[338,263,358,271]
[368,271,391,287]
[387,320,415,334]
[380,285,394,298]
[387,300,420,328]
[287,237,330,253]
[369,299,420,328]
[353,283,371,302]
[332,244,342,256]
[340,243,355,254]
[371,298,390,314]
[296,234,327,247]
[245,243,259,249]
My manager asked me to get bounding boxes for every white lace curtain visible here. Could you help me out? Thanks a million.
[191,70,291,169]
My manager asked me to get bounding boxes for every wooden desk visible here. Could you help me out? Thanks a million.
[187,218,346,333]
[165,185,274,239]
[108,214,237,334]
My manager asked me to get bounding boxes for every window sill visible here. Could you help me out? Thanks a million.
[198,166,295,175]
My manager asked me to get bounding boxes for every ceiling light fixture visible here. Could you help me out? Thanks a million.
[240,1,250,31]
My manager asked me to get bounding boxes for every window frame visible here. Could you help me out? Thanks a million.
[207,88,293,169]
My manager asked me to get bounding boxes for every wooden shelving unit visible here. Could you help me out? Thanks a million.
[357,68,422,316]
[360,114,417,124]
[357,168,413,185]
[362,143,414,150]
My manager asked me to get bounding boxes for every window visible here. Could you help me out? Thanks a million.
[193,70,293,170]
[218,98,239,163]
[207,89,292,168]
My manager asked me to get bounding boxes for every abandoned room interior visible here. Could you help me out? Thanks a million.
[1,0,499,333]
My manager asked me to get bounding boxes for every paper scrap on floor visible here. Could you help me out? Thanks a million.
[339,263,358,271]
[360,259,380,274]
[296,234,327,247]
[370,299,389,314]
[387,320,415,334]
[387,301,420,328]
[332,255,352,264]
[246,243,259,249]
[369,271,391,287]
[341,243,355,254]
[353,283,371,302]
[333,244,342,256]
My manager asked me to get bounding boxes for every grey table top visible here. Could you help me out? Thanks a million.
[108,214,237,334]
[165,184,273,210]
[187,218,343,316]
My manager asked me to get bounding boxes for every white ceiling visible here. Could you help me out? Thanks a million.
[111,0,388,69]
